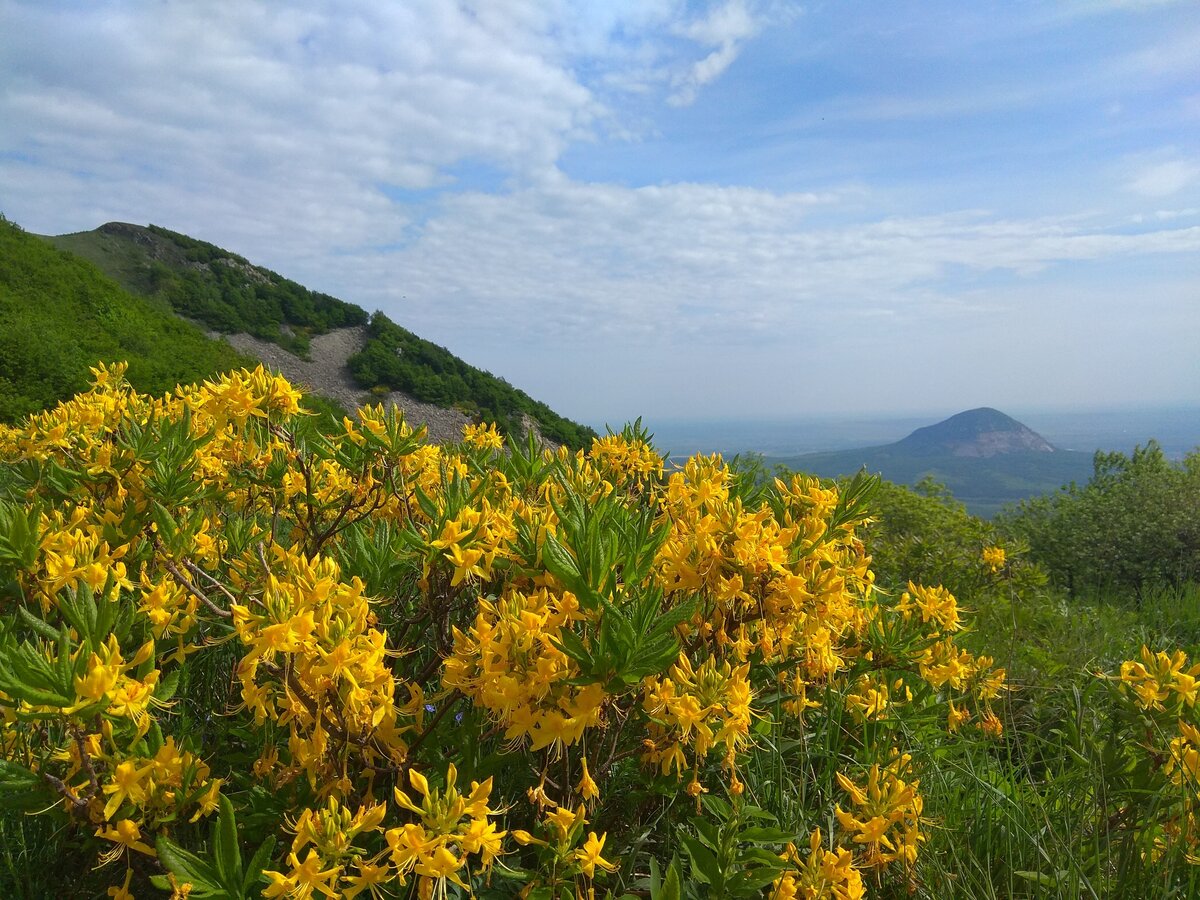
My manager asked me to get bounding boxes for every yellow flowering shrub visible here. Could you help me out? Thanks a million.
[0,364,1014,898]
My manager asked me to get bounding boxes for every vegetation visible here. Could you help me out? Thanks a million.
[1001,442,1200,601]
[49,223,369,358]
[0,366,1198,898]
[0,216,255,422]
[348,311,596,448]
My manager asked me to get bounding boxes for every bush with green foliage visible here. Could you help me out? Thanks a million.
[1002,442,1200,600]
[0,366,1026,898]
[140,225,369,356]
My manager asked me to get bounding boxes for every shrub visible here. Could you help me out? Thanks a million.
[0,365,1012,898]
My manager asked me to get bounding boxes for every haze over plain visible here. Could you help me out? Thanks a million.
[2,1,1198,426]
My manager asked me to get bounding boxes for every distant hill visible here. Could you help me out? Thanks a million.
[42,221,596,448]
[893,407,1055,457]
[0,216,255,421]
[773,408,1095,517]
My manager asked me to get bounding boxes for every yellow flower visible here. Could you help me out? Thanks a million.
[982,546,1006,574]
[463,422,504,451]
[544,803,585,840]
[574,831,618,879]
[97,819,156,865]
[102,761,154,821]
[946,699,970,732]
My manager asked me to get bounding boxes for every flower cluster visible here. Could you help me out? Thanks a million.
[771,829,864,900]
[982,545,1006,574]
[231,548,419,789]
[263,763,504,899]
[835,755,924,871]
[442,588,604,752]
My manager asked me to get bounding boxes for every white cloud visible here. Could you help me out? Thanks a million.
[0,0,790,257]
[1127,159,1200,197]
[296,179,1200,358]
[669,0,767,106]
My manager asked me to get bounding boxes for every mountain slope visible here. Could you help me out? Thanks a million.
[774,408,1095,517]
[44,222,596,448]
[48,222,369,357]
[0,216,255,421]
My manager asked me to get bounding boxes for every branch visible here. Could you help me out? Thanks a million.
[160,557,232,619]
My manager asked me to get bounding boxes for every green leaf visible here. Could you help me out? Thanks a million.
[550,628,593,670]
[660,857,682,900]
[213,793,243,888]
[151,499,181,540]
[693,817,720,851]
[736,827,794,844]
[0,759,51,811]
[541,535,588,599]
[680,832,720,887]
[15,605,59,642]
[242,835,277,895]
[156,834,222,892]
[155,667,182,703]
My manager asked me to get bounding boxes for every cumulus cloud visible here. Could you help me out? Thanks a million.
[295,177,1200,358]
[0,0,773,259]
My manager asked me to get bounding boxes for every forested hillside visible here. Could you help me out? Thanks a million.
[0,217,254,420]
[49,223,368,357]
[348,312,596,448]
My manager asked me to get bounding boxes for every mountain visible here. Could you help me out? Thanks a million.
[0,216,256,421]
[41,221,595,448]
[891,407,1056,457]
[772,408,1095,517]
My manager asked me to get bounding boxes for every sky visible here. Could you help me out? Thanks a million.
[1,0,1198,427]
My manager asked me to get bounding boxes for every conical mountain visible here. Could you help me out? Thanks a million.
[893,407,1056,458]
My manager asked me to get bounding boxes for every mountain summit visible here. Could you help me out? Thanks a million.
[894,407,1056,458]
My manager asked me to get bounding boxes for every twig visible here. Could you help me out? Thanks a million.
[181,558,239,606]
[406,691,463,759]
[40,771,88,816]
[161,557,232,619]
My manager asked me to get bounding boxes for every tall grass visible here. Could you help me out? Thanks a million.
[729,582,1200,898]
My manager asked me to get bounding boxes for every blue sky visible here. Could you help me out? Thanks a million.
[1,0,1197,426]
